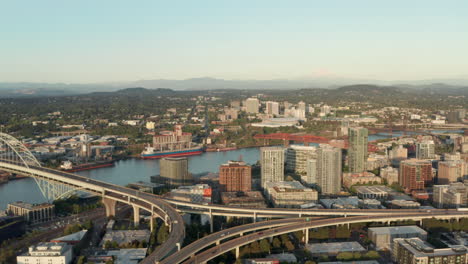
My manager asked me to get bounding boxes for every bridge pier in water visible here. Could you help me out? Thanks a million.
[102,197,116,217]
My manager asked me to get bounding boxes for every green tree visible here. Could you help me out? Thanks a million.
[157,224,169,244]
[364,250,380,259]
[336,225,351,239]
[250,241,261,254]
[337,252,354,261]
[259,239,270,253]
[353,252,362,260]
[76,256,86,264]
[284,240,295,251]
[104,240,112,249]
[272,237,281,248]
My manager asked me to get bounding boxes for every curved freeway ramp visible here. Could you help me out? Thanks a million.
[181,211,468,264]
[0,160,184,263]
[161,217,321,264]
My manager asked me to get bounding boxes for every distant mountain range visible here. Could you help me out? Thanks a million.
[0,77,467,97]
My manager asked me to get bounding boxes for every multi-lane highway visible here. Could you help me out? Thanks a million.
[161,217,320,264]
[3,156,468,264]
[180,211,468,264]
[162,196,460,218]
[0,159,184,263]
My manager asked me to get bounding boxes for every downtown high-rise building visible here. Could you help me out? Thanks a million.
[286,145,317,174]
[348,127,368,173]
[245,98,260,114]
[437,160,466,184]
[265,101,280,116]
[399,159,433,192]
[219,161,252,192]
[159,157,192,186]
[315,145,342,194]
[416,140,435,159]
[260,147,285,188]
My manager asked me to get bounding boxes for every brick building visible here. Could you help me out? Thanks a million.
[219,161,251,192]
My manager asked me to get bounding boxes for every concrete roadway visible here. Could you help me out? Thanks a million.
[161,217,323,264]
[0,160,184,263]
[3,159,467,264]
[182,212,468,264]
[162,197,459,218]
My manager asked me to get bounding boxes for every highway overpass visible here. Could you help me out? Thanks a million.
[0,159,184,263]
[177,211,468,264]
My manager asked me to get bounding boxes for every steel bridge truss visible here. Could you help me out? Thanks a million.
[0,132,78,201]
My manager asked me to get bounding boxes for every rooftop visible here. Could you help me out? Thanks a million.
[369,225,427,235]
[100,230,151,246]
[306,241,365,254]
[355,185,393,194]
[51,230,88,243]
[8,201,54,210]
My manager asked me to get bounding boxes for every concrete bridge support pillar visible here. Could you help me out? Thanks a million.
[235,246,240,259]
[132,205,140,227]
[102,197,116,217]
[304,228,309,243]
[150,215,155,232]
[253,212,257,223]
[209,209,214,233]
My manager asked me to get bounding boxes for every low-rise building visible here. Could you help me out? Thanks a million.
[320,197,360,209]
[367,153,389,170]
[51,230,88,245]
[17,242,72,264]
[380,166,399,185]
[358,199,381,209]
[251,118,300,128]
[343,172,381,188]
[7,202,55,224]
[368,225,427,250]
[264,181,318,208]
[355,185,391,200]
[167,184,212,204]
[87,248,147,264]
[388,199,420,209]
[100,230,151,248]
[433,182,467,208]
[392,238,467,264]
[307,241,366,256]
[221,191,267,208]
[127,181,163,193]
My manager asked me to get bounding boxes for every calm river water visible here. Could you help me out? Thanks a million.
[0,131,462,210]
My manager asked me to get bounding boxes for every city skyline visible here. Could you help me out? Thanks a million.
[1,1,468,83]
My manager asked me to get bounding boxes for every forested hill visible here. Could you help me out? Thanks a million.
[0,85,466,128]
[0,87,202,125]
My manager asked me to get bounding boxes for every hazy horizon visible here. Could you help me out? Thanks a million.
[1,0,467,83]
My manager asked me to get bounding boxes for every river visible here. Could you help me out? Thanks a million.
[0,131,463,210]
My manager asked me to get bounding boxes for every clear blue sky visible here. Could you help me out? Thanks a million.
[1,0,467,83]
